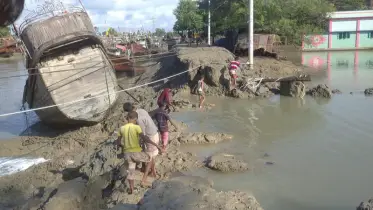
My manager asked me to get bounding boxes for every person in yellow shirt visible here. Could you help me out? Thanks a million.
[116,111,163,194]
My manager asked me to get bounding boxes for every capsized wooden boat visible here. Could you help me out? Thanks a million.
[106,52,146,76]
[20,11,117,125]
[107,43,165,75]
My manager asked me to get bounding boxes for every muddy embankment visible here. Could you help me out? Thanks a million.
[0,46,321,210]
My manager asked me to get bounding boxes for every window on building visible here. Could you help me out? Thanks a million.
[337,32,350,40]
[368,32,373,39]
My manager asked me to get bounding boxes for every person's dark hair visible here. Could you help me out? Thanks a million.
[159,102,166,108]
[123,102,134,112]
[0,0,25,26]
[127,111,138,120]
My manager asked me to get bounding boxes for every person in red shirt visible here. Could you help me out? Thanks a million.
[229,56,241,89]
[157,82,173,113]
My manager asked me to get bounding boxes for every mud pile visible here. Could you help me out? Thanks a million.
[306,84,332,98]
[280,81,306,98]
[116,176,263,210]
[357,198,373,210]
[174,132,233,145]
[206,153,249,172]
[175,47,306,98]
[364,87,373,96]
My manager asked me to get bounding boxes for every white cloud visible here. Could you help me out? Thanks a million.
[16,0,179,32]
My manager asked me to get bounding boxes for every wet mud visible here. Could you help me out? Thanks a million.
[206,153,249,172]
[0,46,327,209]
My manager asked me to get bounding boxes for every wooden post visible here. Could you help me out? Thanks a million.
[131,43,135,77]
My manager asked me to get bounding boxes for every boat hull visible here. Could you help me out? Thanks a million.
[20,12,118,125]
[107,53,147,75]
[25,46,117,125]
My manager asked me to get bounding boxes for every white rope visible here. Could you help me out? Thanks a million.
[0,65,203,118]
[242,77,264,92]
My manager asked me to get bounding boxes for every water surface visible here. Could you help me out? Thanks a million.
[172,50,373,210]
[0,51,373,209]
[0,58,38,139]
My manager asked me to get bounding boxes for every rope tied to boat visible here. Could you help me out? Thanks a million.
[0,64,206,118]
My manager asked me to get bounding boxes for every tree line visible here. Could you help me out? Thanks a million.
[173,0,368,45]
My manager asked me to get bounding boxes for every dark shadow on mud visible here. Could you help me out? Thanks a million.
[49,165,87,182]
[39,188,58,209]
[148,52,189,92]
[0,188,28,209]
[19,121,78,138]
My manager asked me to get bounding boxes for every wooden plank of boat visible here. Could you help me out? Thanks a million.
[19,11,118,125]
[29,46,118,125]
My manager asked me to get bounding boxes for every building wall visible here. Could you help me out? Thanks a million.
[359,19,373,30]
[330,20,356,32]
[302,18,373,50]
[359,31,373,47]
[302,34,329,50]
[330,32,357,49]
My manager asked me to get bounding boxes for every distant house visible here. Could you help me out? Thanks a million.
[302,10,373,51]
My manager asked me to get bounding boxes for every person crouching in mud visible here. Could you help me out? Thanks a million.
[157,82,173,113]
[116,111,163,194]
[197,75,206,109]
[229,56,241,89]
[123,103,160,179]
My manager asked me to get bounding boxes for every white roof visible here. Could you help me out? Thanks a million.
[329,10,373,19]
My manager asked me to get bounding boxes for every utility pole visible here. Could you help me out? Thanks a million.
[151,16,155,33]
[247,0,254,69]
[208,0,211,46]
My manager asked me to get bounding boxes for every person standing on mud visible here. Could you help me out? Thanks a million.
[194,32,200,47]
[228,56,241,89]
[116,111,163,194]
[197,76,206,109]
[151,102,178,151]
[123,103,160,178]
[187,31,193,47]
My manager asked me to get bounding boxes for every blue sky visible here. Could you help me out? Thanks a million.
[17,0,179,32]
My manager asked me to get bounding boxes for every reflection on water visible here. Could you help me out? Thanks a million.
[173,94,373,210]
[302,50,373,91]
[172,50,373,210]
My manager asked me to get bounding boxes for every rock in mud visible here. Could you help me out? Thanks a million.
[176,132,233,144]
[172,99,193,110]
[364,88,373,96]
[256,85,274,98]
[206,153,249,172]
[42,178,87,210]
[332,89,342,94]
[357,198,373,210]
[132,176,263,210]
[156,144,203,178]
[79,139,119,178]
[306,84,332,98]
[280,81,306,97]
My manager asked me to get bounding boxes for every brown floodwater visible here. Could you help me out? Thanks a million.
[172,50,373,210]
[1,51,373,209]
